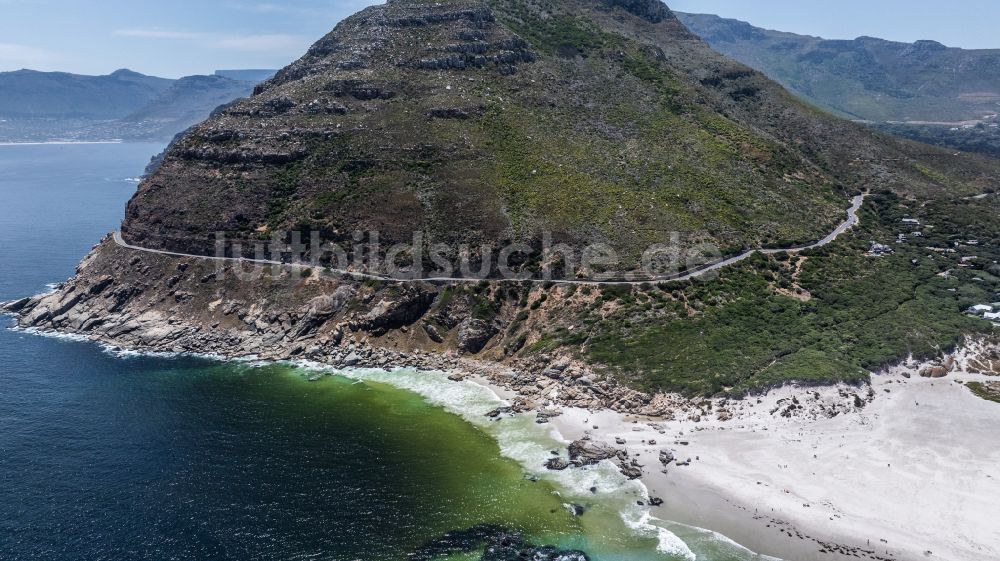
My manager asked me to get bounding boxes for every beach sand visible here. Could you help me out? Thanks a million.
[542,371,1000,561]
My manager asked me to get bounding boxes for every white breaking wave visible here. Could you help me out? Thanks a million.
[293,363,705,560]
[664,522,784,561]
[11,326,91,343]
[621,507,696,560]
[0,331,776,560]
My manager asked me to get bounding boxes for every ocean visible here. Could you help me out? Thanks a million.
[0,143,769,560]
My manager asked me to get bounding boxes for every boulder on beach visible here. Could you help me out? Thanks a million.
[658,450,675,466]
[544,458,571,471]
[568,439,625,466]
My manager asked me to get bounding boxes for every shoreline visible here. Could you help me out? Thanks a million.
[542,369,1000,561]
[9,312,999,561]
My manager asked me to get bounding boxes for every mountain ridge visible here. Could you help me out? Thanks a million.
[122,0,997,272]
[676,11,1000,123]
[0,68,277,142]
[0,68,173,120]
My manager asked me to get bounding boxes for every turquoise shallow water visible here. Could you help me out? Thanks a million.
[0,143,771,561]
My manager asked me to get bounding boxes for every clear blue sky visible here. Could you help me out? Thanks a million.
[1,0,997,78]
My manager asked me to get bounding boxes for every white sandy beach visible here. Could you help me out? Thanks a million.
[543,369,1000,561]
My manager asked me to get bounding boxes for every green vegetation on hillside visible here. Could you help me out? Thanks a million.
[525,192,1000,395]
[967,381,1000,404]
[677,12,1000,124]
[873,123,1000,159]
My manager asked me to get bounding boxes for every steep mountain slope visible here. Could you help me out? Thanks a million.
[677,12,1000,123]
[8,0,1000,398]
[124,0,996,273]
[215,69,278,82]
[0,68,173,120]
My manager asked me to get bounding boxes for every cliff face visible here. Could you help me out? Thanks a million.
[120,0,994,272]
[5,235,672,413]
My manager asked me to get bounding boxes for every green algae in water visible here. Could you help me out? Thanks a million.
[0,336,766,561]
[293,364,785,561]
[291,364,682,561]
[181,361,588,560]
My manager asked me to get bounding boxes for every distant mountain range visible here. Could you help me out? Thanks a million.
[0,68,277,142]
[676,12,1000,123]
[676,12,1000,157]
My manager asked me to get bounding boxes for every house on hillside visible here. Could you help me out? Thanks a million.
[968,304,994,316]
[867,242,894,257]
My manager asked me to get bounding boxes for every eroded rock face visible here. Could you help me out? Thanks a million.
[458,318,497,353]
[290,287,355,338]
[350,287,436,335]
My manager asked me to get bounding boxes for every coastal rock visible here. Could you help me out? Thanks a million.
[410,525,588,561]
[485,406,514,419]
[422,321,444,343]
[1,297,31,313]
[619,464,643,480]
[457,318,497,354]
[351,288,435,335]
[343,351,362,366]
[291,287,356,339]
[544,458,570,471]
[919,364,950,378]
[658,450,675,465]
[568,440,625,466]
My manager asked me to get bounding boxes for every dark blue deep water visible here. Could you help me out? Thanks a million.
[0,143,762,561]
[0,144,592,561]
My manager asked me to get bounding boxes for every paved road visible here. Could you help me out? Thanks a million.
[112,194,866,286]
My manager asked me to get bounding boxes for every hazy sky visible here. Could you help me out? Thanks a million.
[667,0,1000,49]
[1,0,997,78]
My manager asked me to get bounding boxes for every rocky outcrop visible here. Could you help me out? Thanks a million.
[4,238,684,420]
[457,318,497,353]
[350,288,436,335]
[289,288,355,339]
[602,0,675,23]
[537,439,643,480]
[568,439,626,466]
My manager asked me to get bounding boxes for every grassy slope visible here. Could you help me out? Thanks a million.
[967,381,1000,404]
[516,192,1000,395]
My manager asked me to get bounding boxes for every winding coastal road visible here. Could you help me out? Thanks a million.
[112,194,866,286]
